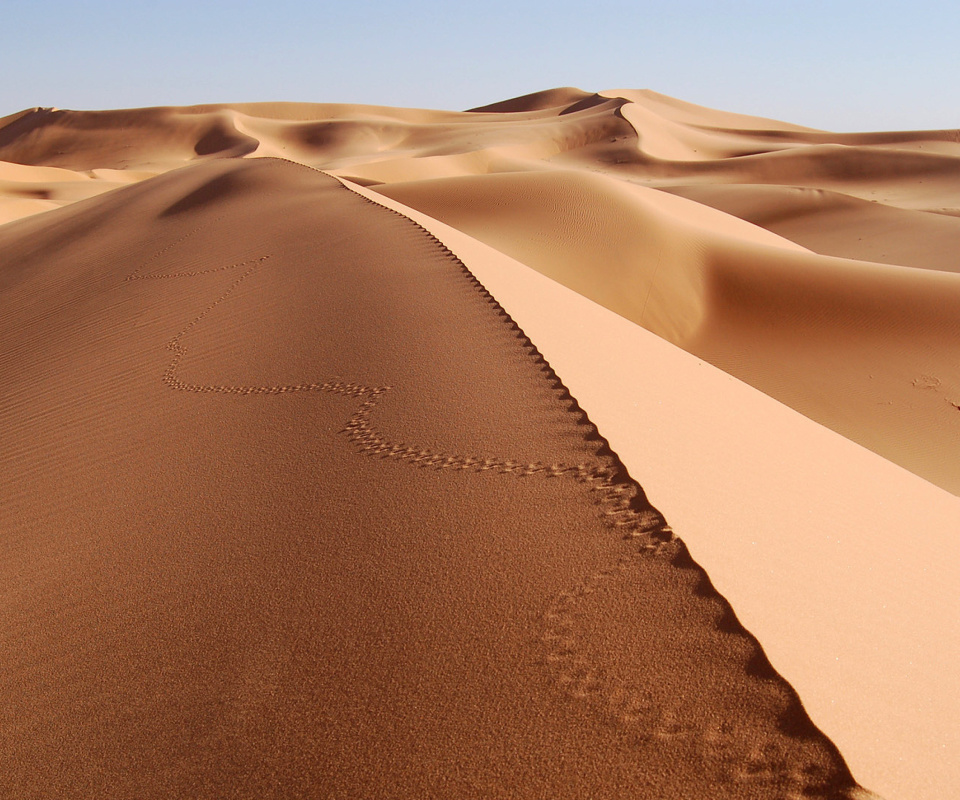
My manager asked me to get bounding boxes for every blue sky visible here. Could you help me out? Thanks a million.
[2,0,957,132]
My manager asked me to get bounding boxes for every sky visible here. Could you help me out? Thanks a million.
[2,0,958,132]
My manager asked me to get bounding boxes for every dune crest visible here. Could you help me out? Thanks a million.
[0,157,865,799]
[5,87,956,491]
[1,87,958,799]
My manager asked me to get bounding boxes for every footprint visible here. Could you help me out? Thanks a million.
[912,374,941,390]
[540,551,857,795]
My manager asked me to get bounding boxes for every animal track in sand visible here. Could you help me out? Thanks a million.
[123,162,673,546]
[541,552,849,797]
[116,160,862,797]
[912,374,941,390]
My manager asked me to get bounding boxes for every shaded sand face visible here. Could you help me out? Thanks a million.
[0,158,858,797]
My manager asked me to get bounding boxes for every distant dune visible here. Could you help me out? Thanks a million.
[3,90,958,493]
[1,88,957,800]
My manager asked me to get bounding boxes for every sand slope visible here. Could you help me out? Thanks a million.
[2,87,958,799]
[370,186,959,800]
[662,184,960,274]
[0,157,863,798]
[376,169,960,495]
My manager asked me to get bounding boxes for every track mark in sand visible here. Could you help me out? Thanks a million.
[542,553,846,797]
[117,161,859,796]
[325,169,674,542]
[318,174,841,789]
[124,170,674,545]
[912,374,941,390]
[324,168,860,797]
[127,256,259,281]
[126,218,221,281]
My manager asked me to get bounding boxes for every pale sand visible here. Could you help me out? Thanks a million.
[0,156,156,225]
[1,88,958,799]
[359,182,959,800]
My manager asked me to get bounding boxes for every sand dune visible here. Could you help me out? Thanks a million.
[369,186,959,800]
[1,87,958,799]
[1,157,860,798]
[662,184,960,273]
[4,89,956,493]
[0,158,155,224]
[376,170,960,494]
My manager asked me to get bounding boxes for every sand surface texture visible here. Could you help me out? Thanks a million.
[390,193,959,800]
[7,90,956,492]
[2,88,957,799]
[1,158,859,798]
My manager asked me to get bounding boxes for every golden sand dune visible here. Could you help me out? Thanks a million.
[1,157,858,799]
[378,169,960,495]
[386,189,959,800]
[662,184,960,272]
[3,88,957,492]
[1,88,957,799]
[0,157,155,224]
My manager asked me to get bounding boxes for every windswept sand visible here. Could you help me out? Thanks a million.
[0,157,858,798]
[1,88,958,799]
[368,185,960,800]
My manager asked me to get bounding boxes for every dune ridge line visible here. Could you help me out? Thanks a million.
[125,161,857,794]
[126,158,673,548]
[0,154,866,798]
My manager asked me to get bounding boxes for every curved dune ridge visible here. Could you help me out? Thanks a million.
[1,88,957,799]
[1,157,867,798]
[373,184,960,800]
[2,89,959,493]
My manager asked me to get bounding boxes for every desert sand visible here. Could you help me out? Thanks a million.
[1,88,957,799]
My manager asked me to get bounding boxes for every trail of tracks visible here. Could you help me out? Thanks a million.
[125,162,673,547]
[113,159,855,797]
